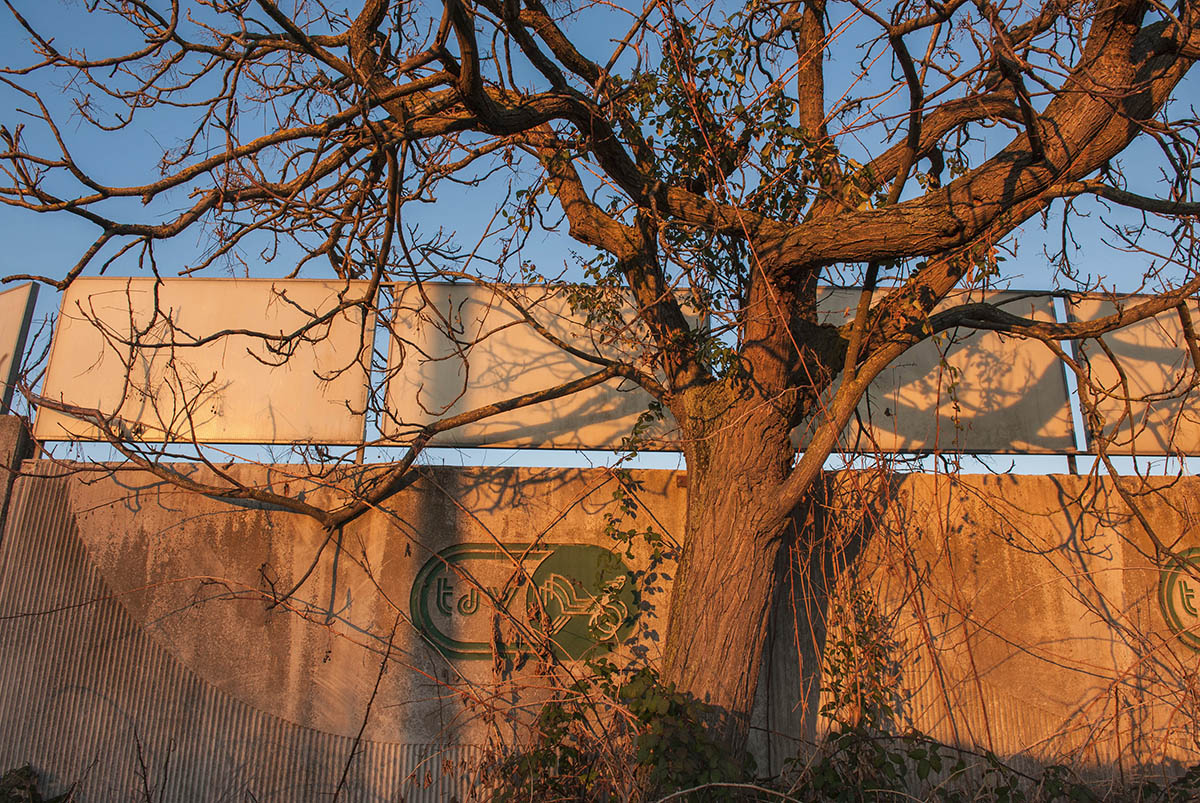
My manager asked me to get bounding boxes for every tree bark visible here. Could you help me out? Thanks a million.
[662,385,804,754]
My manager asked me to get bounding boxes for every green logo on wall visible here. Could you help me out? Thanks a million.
[410,543,638,660]
[1159,547,1200,651]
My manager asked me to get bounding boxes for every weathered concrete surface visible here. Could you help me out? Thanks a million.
[842,473,1200,773]
[2,462,1200,799]
[65,463,684,746]
[0,416,30,532]
[0,461,683,800]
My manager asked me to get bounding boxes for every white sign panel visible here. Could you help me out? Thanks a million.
[36,278,374,443]
[0,283,38,414]
[1070,295,1200,455]
[812,289,1076,453]
[383,283,677,448]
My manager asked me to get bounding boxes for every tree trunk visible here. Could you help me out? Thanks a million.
[661,386,808,754]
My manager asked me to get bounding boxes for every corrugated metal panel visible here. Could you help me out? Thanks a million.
[0,465,479,802]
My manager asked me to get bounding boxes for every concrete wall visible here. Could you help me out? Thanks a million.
[0,459,684,800]
[1,445,1199,798]
[835,473,1200,774]
[0,417,29,528]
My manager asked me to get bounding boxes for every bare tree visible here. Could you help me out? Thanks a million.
[2,0,1199,761]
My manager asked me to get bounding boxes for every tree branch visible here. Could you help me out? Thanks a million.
[329,364,633,527]
[1047,180,1200,215]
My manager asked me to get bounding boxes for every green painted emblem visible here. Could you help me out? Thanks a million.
[410,543,637,661]
[1159,547,1200,651]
